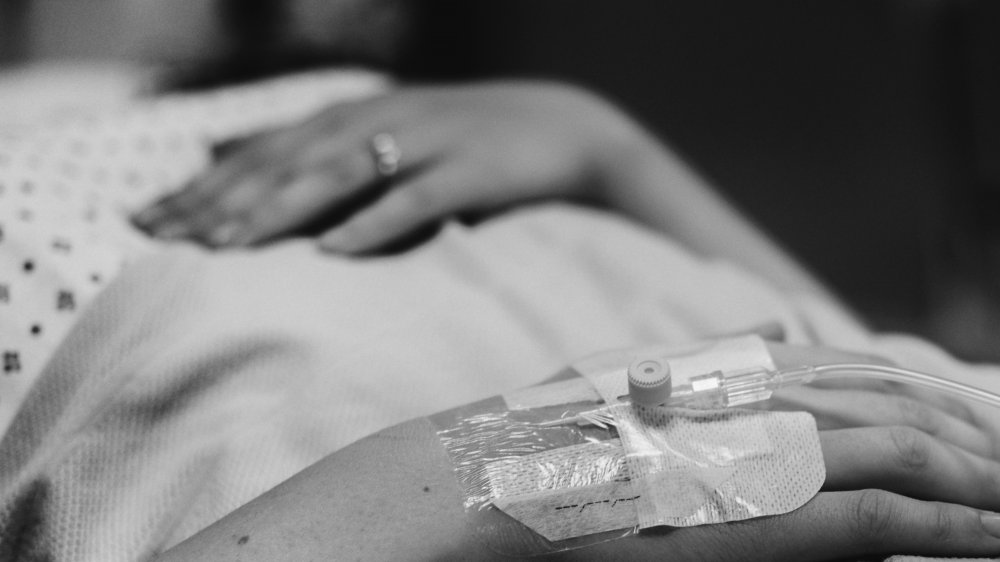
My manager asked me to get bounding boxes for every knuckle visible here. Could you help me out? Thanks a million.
[895,398,939,435]
[849,489,898,546]
[928,504,959,545]
[941,397,977,425]
[331,152,368,188]
[887,426,933,474]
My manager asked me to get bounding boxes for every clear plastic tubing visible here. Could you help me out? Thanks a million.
[778,363,1000,410]
[547,362,1000,428]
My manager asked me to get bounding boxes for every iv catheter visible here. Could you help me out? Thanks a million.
[540,362,1000,428]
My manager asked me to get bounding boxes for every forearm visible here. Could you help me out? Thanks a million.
[596,124,838,303]
[155,342,1000,561]
[153,400,998,562]
[154,418,501,561]
[154,417,722,561]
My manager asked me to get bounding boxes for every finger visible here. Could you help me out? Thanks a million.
[317,162,476,254]
[222,125,445,247]
[821,427,1000,509]
[177,166,298,246]
[766,343,980,424]
[766,342,893,370]
[133,130,305,238]
[183,131,387,245]
[133,96,390,238]
[620,492,1000,561]
[757,491,1000,561]
[220,151,374,246]
[805,376,982,425]
[140,138,346,245]
[772,386,995,457]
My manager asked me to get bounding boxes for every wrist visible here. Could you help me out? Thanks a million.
[546,84,656,206]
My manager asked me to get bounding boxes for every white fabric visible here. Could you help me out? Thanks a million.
[0,62,153,138]
[0,67,389,435]
[0,204,998,561]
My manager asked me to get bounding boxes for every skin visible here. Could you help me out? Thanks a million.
[154,343,1000,561]
[132,81,838,303]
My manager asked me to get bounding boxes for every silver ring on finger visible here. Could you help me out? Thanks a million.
[369,132,402,179]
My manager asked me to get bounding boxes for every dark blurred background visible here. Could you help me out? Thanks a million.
[2,0,999,360]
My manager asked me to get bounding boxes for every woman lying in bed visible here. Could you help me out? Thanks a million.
[136,81,1000,560]
[133,81,833,302]
[2,78,999,561]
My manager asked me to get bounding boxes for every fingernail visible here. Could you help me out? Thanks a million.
[980,513,1000,538]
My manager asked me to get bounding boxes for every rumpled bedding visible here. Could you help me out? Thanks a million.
[2,204,999,561]
[0,66,389,434]
[0,67,998,562]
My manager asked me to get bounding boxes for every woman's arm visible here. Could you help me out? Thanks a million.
[132,82,834,300]
[594,122,835,300]
[155,344,1000,561]
[154,417,497,561]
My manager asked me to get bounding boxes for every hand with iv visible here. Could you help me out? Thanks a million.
[154,342,1000,561]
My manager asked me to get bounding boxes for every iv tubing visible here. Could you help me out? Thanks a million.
[541,362,1000,428]
[779,363,1000,410]
[661,362,1000,410]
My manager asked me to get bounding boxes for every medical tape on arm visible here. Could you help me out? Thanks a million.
[435,336,825,553]
[612,406,824,529]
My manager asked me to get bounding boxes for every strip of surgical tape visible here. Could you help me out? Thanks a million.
[504,377,600,411]
[485,408,824,539]
[486,440,638,541]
